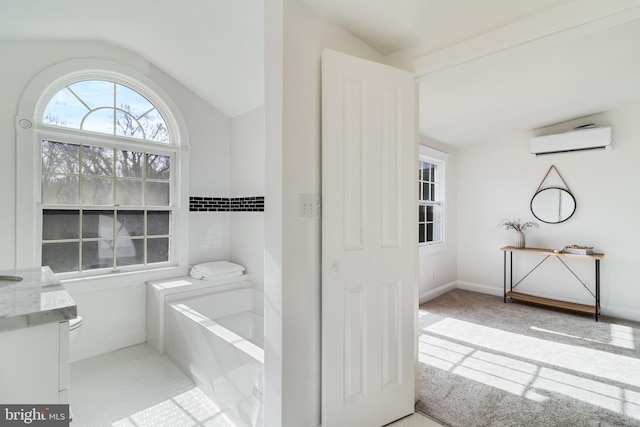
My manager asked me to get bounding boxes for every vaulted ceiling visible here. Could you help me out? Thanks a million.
[0,0,264,118]
[2,0,640,147]
[303,0,570,56]
[304,0,640,146]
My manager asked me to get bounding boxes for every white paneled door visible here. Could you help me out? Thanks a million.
[321,49,418,427]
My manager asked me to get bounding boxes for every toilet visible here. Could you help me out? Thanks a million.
[69,316,83,342]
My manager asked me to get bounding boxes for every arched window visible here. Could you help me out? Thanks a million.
[43,80,170,143]
[35,77,180,276]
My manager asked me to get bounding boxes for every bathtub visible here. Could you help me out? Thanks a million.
[164,283,264,427]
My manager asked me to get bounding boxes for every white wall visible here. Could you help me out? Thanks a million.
[419,136,459,302]
[265,0,385,425]
[189,212,230,266]
[0,40,232,361]
[456,104,640,321]
[231,106,265,197]
[230,106,265,284]
[185,79,232,265]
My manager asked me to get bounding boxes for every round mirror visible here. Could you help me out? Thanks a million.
[530,187,576,224]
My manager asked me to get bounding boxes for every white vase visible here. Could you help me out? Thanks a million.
[514,231,525,248]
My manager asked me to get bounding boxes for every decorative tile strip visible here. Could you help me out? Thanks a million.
[190,196,264,212]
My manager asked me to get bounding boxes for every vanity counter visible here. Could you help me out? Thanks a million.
[0,266,77,331]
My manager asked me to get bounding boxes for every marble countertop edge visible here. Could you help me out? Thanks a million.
[0,267,77,332]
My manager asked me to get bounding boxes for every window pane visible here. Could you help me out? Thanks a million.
[42,210,79,240]
[433,221,442,242]
[43,242,79,273]
[433,205,442,223]
[82,211,114,238]
[429,184,435,201]
[148,237,169,263]
[116,84,154,118]
[419,224,425,244]
[82,145,114,176]
[42,175,79,205]
[145,182,170,206]
[83,108,115,135]
[146,154,171,180]
[148,211,170,235]
[427,223,433,242]
[116,239,144,267]
[116,211,144,237]
[141,109,170,142]
[82,240,114,270]
[116,150,144,178]
[42,141,79,174]
[419,205,425,223]
[116,179,144,205]
[68,80,114,110]
[426,206,434,222]
[81,177,113,205]
[419,161,428,181]
[43,88,86,129]
[421,183,428,202]
[115,110,143,139]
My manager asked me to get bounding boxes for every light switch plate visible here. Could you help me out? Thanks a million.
[299,194,321,218]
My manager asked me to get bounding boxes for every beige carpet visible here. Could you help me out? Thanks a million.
[416,289,640,427]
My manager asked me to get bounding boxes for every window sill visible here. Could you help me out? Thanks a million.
[61,265,190,294]
[420,243,447,255]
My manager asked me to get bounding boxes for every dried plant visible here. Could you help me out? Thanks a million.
[497,218,539,232]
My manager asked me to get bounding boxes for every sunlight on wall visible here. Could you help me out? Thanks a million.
[419,312,640,421]
[171,304,264,363]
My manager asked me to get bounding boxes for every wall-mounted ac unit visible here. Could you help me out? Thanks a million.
[531,125,612,155]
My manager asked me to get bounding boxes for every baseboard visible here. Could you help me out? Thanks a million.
[456,281,503,297]
[71,329,146,363]
[456,281,640,323]
[419,281,457,304]
[601,306,640,323]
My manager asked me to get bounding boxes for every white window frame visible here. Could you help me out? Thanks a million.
[419,145,448,255]
[15,59,190,277]
[38,131,176,278]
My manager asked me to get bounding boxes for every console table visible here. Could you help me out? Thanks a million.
[500,246,604,321]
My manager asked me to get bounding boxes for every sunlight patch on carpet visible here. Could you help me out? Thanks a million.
[609,323,637,349]
[419,335,546,401]
[424,317,640,387]
[420,317,640,421]
[529,324,636,350]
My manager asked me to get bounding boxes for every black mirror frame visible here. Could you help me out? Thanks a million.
[530,186,577,224]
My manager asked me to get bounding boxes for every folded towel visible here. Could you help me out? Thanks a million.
[190,261,245,280]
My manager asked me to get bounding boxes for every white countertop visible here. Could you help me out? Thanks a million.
[0,267,77,331]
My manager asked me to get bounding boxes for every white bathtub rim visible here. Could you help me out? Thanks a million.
[150,273,252,298]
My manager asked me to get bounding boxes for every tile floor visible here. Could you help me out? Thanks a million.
[70,343,444,427]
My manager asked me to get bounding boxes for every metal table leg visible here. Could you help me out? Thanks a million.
[595,259,600,321]
[503,251,507,303]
